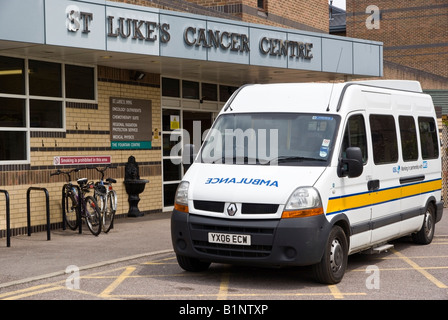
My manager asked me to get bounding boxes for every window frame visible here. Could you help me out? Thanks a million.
[257,0,267,12]
[418,116,439,160]
[369,114,399,165]
[340,113,368,165]
[0,55,97,164]
[398,115,419,162]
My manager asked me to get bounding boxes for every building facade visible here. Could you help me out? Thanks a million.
[344,0,448,113]
[0,0,383,236]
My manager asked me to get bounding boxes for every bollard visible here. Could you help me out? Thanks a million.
[26,187,51,241]
[0,189,11,247]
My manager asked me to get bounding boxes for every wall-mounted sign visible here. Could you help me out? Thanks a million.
[37,1,382,77]
[63,4,315,64]
[110,97,152,150]
[54,156,111,165]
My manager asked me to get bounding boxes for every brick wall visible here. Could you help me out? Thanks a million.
[110,0,329,32]
[346,0,448,80]
[0,67,163,237]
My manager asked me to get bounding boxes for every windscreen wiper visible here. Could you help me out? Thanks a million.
[269,156,327,164]
[211,156,263,164]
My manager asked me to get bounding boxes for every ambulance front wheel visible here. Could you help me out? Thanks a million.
[312,225,348,284]
[176,254,211,272]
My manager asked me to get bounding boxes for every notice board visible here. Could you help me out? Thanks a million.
[110,97,152,149]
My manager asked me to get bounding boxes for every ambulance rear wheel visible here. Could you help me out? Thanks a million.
[313,225,348,284]
[176,254,211,272]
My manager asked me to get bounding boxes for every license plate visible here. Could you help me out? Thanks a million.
[208,232,251,246]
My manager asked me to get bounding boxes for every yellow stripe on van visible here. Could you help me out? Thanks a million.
[326,178,441,215]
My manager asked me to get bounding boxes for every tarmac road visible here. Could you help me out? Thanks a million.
[0,210,447,302]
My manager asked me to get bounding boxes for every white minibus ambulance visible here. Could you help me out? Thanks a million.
[170,80,443,284]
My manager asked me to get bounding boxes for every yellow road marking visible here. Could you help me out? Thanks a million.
[391,249,447,289]
[3,286,64,300]
[108,291,366,299]
[328,285,344,299]
[352,266,448,272]
[216,272,230,300]
[99,266,136,297]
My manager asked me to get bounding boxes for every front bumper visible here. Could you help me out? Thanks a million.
[171,210,331,267]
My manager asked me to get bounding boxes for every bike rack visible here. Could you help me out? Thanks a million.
[61,184,82,234]
[26,187,51,241]
[0,189,11,247]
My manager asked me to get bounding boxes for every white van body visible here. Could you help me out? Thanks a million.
[171,80,443,284]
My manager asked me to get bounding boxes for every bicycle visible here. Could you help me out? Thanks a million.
[50,168,102,236]
[93,165,118,233]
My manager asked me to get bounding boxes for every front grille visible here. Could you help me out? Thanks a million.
[193,200,225,213]
[191,223,274,235]
[193,200,279,214]
[242,203,278,214]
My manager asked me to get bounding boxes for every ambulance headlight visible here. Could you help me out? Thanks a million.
[174,181,189,213]
[282,187,323,218]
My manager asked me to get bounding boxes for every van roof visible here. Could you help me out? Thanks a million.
[224,80,425,114]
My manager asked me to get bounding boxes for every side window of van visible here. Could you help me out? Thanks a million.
[370,114,398,164]
[341,114,368,164]
[418,117,439,159]
[399,116,418,161]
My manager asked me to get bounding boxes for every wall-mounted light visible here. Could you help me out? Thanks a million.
[133,71,146,81]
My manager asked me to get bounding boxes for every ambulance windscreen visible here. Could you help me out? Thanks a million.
[200,113,340,166]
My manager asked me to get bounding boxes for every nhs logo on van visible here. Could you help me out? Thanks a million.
[393,165,401,174]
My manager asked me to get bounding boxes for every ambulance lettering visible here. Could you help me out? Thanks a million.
[205,177,278,187]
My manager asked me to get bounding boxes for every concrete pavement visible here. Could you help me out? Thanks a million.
[0,211,173,288]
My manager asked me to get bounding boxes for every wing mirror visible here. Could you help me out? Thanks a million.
[337,147,363,178]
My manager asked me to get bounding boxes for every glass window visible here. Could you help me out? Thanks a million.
[201,83,217,101]
[201,113,340,166]
[65,64,95,100]
[219,85,238,102]
[370,114,398,164]
[182,80,199,99]
[163,159,182,181]
[162,78,180,97]
[341,114,368,164]
[0,131,26,161]
[418,117,439,159]
[29,60,62,97]
[163,183,179,207]
[0,56,25,94]
[30,100,63,128]
[163,133,181,157]
[0,98,26,127]
[162,109,181,132]
[399,116,418,161]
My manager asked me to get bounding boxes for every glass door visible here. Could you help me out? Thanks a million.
[162,109,213,211]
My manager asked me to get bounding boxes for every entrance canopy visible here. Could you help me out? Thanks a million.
[0,0,383,85]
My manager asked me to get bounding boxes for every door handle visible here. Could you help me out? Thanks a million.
[367,179,380,191]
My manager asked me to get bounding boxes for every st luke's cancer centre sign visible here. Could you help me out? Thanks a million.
[66,5,313,60]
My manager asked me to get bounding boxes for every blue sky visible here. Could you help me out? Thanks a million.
[329,0,346,10]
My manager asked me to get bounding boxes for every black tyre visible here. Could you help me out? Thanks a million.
[63,189,78,230]
[84,196,102,236]
[412,204,435,245]
[176,254,211,272]
[313,225,348,284]
[102,191,117,233]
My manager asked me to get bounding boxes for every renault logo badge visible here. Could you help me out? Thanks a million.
[227,203,237,216]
